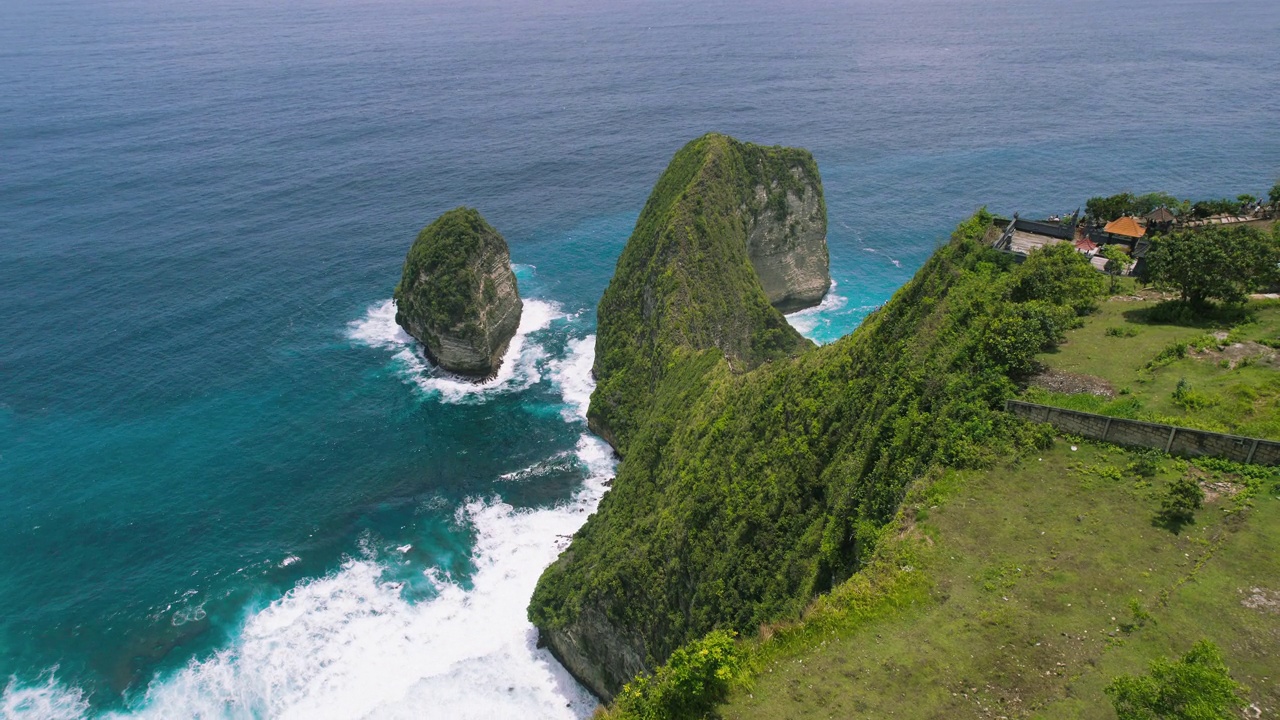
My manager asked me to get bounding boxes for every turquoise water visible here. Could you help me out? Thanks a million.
[2,0,1278,716]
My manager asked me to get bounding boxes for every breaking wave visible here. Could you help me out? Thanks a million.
[4,335,612,720]
[347,298,564,403]
[784,279,848,342]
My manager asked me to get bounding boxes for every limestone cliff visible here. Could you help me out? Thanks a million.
[393,207,521,379]
[530,211,1108,704]
[745,166,830,312]
[585,133,820,455]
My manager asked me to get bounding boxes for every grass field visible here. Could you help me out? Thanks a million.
[1025,293,1280,439]
[719,439,1280,719]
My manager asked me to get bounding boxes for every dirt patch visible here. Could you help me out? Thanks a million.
[1241,587,1280,614]
[895,507,934,546]
[1200,480,1244,503]
[1110,288,1176,302]
[1192,341,1277,369]
[1029,369,1115,398]
[1187,467,1244,503]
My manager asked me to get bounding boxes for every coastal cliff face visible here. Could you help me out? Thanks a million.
[393,208,522,379]
[538,603,648,703]
[530,209,1106,702]
[585,133,817,455]
[745,163,830,312]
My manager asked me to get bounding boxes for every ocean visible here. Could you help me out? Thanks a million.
[1,0,1277,716]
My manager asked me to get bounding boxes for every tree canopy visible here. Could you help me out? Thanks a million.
[1105,640,1246,720]
[1190,198,1244,219]
[1144,225,1280,306]
[1086,192,1186,223]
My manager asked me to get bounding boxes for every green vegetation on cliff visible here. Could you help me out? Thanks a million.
[531,210,1110,698]
[603,280,1280,719]
[394,207,506,339]
[392,207,521,377]
[587,133,819,452]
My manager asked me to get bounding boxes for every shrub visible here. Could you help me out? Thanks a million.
[611,630,744,720]
[1171,378,1213,411]
[1106,326,1141,337]
[1104,640,1247,719]
[1157,474,1204,526]
[1144,342,1187,371]
[1127,450,1162,478]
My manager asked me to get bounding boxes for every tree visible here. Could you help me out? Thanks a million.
[1144,225,1280,307]
[982,300,1076,376]
[1105,640,1247,719]
[1010,242,1106,314]
[1269,180,1280,210]
[1191,198,1243,219]
[1086,193,1137,223]
[1132,192,1184,217]
[1157,473,1204,527]
[1099,245,1131,292]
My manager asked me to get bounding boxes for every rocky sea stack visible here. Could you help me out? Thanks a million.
[393,207,522,379]
[532,133,831,698]
[583,132,827,453]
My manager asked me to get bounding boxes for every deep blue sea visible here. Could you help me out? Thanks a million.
[2,0,1277,716]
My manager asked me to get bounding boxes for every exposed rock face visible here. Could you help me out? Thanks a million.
[393,207,521,379]
[746,169,830,312]
[539,605,647,701]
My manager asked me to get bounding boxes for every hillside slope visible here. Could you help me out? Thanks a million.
[531,210,1107,700]
[719,436,1280,719]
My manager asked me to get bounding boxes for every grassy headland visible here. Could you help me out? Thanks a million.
[718,439,1279,718]
[1026,293,1280,440]
[576,217,1279,719]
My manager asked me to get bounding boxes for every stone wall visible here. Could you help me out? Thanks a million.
[1005,400,1280,466]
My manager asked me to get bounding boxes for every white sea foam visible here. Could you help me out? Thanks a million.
[348,298,564,404]
[1,335,614,720]
[0,673,89,720]
[345,299,413,349]
[89,431,614,720]
[784,280,848,341]
[498,451,576,483]
[546,335,595,422]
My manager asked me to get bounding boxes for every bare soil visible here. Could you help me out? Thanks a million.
[1192,341,1277,369]
[1028,368,1115,397]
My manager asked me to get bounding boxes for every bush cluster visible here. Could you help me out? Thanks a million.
[1105,640,1246,719]
[608,631,743,720]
